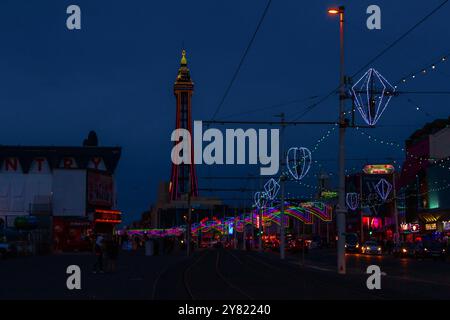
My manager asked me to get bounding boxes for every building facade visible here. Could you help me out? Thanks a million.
[400,118,450,242]
[0,132,122,252]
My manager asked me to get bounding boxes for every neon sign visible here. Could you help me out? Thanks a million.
[363,164,394,175]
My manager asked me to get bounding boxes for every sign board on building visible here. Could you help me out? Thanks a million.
[363,164,395,175]
[425,223,437,231]
[443,221,450,231]
[87,172,114,207]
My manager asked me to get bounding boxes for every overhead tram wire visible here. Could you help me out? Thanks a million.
[210,0,273,121]
[217,95,319,120]
[291,0,449,121]
[352,0,449,78]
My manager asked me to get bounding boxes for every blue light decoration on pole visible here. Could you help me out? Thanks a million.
[286,147,312,181]
[254,191,268,209]
[345,192,359,210]
[264,178,280,201]
[375,178,392,202]
[351,68,395,126]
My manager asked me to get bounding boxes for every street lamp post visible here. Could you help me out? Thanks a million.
[187,191,192,256]
[328,5,347,274]
[278,113,286,260]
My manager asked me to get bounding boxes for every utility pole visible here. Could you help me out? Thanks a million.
[360,173,364,244]
[187,189,192,256]
[278,112,286,260]
[392,172,399,244]
[258,177,263,252]
[328,5,347,274]
[234,207,238,249]
[242,204,247,251]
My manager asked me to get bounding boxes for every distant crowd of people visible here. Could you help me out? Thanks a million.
[92,234,119,274]
[91,233,184,274]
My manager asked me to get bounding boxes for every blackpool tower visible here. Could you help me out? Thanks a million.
[169,50,199,201]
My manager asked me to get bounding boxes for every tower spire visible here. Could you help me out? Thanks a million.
[181,49,187,66]
[176,49,191,82]
[170,49,198,201]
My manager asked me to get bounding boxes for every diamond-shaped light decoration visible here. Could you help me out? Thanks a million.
[351,68,395,126]
[286,147,312,181]
[346,192,359,210]
[375,178,392,202]
[264,178,280,200]
[254,191,268,209]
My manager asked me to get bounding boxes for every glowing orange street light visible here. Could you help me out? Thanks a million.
[327,8,340,14]
[327,6,344,15]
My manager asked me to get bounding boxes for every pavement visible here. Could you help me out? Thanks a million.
[1,247,449,300]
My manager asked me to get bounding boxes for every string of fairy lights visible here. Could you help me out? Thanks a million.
[263,52,450,202]
[357,128,450,171]
[356,178,450,209]
[395,53,449,87]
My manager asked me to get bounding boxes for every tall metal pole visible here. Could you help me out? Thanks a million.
[301,221,305,266]
[234,207,238,249]
[279,113,286,260]
[336,6,347,274]
[258,177,263,252]
[242,204,247,251]
[280,177,285,259]
[392,172,399,244]
[360,173,364,244]
[187,191,192,256]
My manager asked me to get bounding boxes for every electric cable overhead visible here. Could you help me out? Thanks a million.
[292,0,449,121]
[211,0,273,121]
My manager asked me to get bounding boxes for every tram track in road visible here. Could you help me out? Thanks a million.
[183,249,209,300]
[183,249,254,300]
[244,250,391,300]
[151,254,191,300]
[215,250,254,300]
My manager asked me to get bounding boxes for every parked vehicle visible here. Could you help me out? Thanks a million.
[414,241,447,261]
[393,242,415,258]
[345,233,360,253]
[0,228,25,258]
[287,238,308,253]
[309,236,323,250]
[361,240,382,255]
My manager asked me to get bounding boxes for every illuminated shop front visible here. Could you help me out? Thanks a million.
[0,132,122,252]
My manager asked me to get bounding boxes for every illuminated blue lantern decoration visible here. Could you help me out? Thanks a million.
[351,68,395,126]
[254,191,268,209]
[286,147,312,181]
[375,178,392,202]
[346,192,359,210]
[264,178,280,201]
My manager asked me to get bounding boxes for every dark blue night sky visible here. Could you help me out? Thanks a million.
[0,0,449,224]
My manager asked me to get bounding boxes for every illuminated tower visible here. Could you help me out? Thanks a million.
[169,50,199,201]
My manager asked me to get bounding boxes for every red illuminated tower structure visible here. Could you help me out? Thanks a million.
[169,50,199,201]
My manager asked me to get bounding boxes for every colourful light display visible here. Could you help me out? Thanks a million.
[286,147,312,180]
[363,164,395,175]
[345,192,359,210]
[375,178,392,201]
[189,202,333,235]
[351,68,395,126]
[264,178,280,200]
[254,191,268,209]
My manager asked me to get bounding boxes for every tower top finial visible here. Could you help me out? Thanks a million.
[176,49,192,83]
[181,49,187,66]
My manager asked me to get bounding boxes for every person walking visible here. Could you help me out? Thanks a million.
[106,235,119,273]
[93,234,105,273]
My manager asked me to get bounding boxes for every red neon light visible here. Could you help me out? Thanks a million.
[95,219,121,224]
[95,209,121,215]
